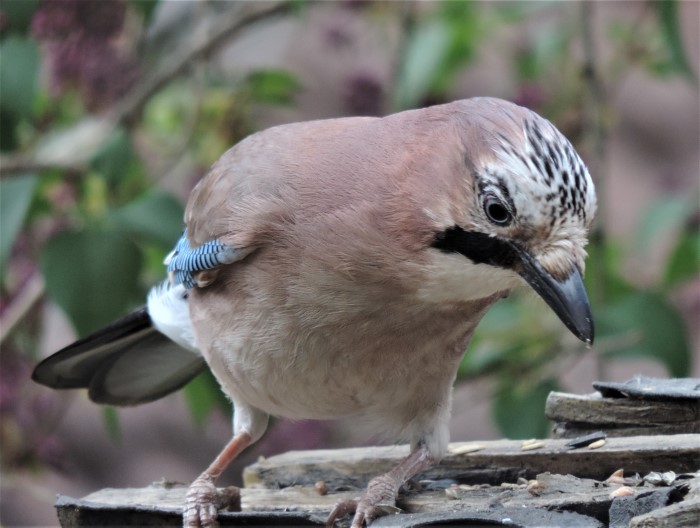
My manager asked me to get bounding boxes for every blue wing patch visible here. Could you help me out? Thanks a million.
[166,229,246,289]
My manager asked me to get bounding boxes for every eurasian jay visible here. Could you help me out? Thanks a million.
[33,97,596,528]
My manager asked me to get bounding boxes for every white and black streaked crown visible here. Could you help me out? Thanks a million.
[481,113,597,232]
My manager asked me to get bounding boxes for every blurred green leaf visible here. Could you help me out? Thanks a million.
[129,0,160,24]
[598,291,690,377]
[584,238,635,303]
[0,173,37,271]
[432,2,478,94]
[183,370,230,427]
[516,26,569,82]
[493,378,558,439]
[90,128,135,185]
[40,229,143,336]
[461,300,522,376]
[245,70,301,105]
[394,18,450,109]
[111,192,184,249]
[663,230,700,288]
[0,110,20,151]
[636,195,694,251]
[102,407,121,442]
[1,0,41,33]
[0,36,39,119]
[652,1,697,82]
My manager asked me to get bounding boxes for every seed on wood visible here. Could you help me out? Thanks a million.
[315,480,328,495]
[527,480,545,496]
[565,431,607,449]
[521,440,546,451]
[450,443,485,455]
[662,471,677,485]
[588,439,606,449]
[644,472,663,486]
[606,468,625,484]
[610,486,635,498]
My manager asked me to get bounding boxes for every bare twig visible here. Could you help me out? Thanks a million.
[0,273,45,345]
[111,1,291,126]
[1,2,291,180]
[0,156,87,179]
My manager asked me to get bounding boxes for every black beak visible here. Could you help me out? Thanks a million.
[516,250,594,345]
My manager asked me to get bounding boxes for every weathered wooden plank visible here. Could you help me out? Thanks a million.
[545,391,700,425]
[628,498,700,528]
[552,422,699,439]
[244,435,700,490]
[57,472,700,527]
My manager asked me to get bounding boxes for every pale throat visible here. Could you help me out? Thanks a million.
[415,251,522,304]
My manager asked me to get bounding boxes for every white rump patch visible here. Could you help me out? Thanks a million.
[147,281,200,354]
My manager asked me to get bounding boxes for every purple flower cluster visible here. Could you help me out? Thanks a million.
[31,0,139,111]
[0,348,64,469]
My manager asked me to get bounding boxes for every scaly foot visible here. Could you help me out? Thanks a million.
[183,474,240,527]
[327,473,402,527]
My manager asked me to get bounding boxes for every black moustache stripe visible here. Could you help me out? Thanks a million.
[431,226,520,270]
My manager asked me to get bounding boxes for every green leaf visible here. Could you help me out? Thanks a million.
[663,231,700,288]
[431,2,478,93]
[493,378,559,439]
[394,18,450,110]
[0,36,39,119]
[652,1,697,82]
[129,0,160,24]
[0,173,37,271]
[1,0,41,33]
[90,128,135,185]
[183,370,230,427]
[0,109,20,151]
[111,192,184,249]
[598,291,690,377]
[635,195,694,251]
[40,229,144,336]
[245,70,301,105]
[102,407,121,442]
[584,238,635,304]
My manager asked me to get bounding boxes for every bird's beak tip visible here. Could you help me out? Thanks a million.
[516,252,594,345]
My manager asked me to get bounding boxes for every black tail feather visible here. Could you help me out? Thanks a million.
[32,308,206,406]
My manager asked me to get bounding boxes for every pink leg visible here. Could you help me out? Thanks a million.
[327,444,435,528]
[183,432,252,528]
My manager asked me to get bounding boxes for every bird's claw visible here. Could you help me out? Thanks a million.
[183,474,240,527]
[327,474,402,527]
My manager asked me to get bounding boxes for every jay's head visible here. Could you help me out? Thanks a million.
[424,98,597,344]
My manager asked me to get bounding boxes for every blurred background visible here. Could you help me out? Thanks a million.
[0,0,698,525]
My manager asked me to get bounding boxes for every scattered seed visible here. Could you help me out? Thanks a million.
[662,471,677,486]
[445,486,460,500]
[521,440,546,451]
[588,439,606,449]
[610,486,635,498]
[450,443,485,455]
[315,480,328,496]
[606,469,625,484]
[565,431,607,449]
[527,480,545,496]
[644,472,663,486]
[500,482,521,489]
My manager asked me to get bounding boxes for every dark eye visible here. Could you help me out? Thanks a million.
[483,196,512,226]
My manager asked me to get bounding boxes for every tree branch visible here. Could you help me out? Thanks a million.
[1,1,291,180]
[111,1,291,126]
[0,273,45,344]
[0,156,87,179]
